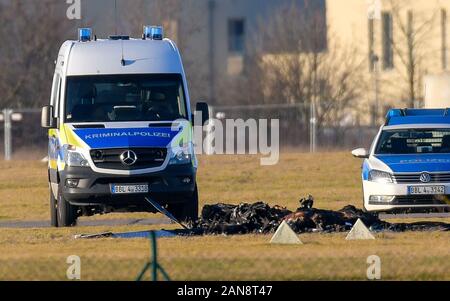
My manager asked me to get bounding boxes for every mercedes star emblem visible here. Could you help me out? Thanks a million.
[120,150,138,166]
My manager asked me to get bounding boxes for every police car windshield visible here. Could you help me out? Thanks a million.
[375,128,450,154]
[65,74,187,123]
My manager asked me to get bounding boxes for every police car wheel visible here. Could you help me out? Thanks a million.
[57,186,78,227]
[170,186,199,223]
[49,186,58,227]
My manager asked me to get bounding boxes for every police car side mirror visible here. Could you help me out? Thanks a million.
[351,148,369,159]
[195,102,210,125]
[41,105,57,129]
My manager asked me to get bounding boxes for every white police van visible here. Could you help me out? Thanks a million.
[41,27,209,227]
[352,109,450,213]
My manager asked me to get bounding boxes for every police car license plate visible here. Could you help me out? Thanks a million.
[408,186,445,195]
[111,184,149,194]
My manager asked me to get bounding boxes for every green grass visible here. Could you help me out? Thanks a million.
[0,153,449,280]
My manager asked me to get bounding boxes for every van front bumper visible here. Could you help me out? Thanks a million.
[60,164,196,207]
[363,180,450,212]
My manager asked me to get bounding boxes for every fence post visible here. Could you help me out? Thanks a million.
[136,231,171,281]
[151,231,158,281]
[309,102,317,153]
[3,109,12,161]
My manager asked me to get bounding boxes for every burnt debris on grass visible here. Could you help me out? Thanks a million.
[193,196,450,235]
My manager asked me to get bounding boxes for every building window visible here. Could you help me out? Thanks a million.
[382,12,394,70]
[368,18,375,72]
[228,19,245,54]
[442,9,447,70]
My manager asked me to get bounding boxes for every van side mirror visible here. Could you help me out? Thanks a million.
[194,102,210,125]
[41,105,57,129]
[351,148,369,159]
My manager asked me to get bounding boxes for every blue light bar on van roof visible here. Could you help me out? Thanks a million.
[385,108,450,125]
[144,26,164,40]
[78,28,92,42]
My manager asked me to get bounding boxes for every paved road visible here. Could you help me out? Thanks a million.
[2,213,448,229]
[379,212,450,219]
[0,217,172,229]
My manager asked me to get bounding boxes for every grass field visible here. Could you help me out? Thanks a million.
[0,152,449,280]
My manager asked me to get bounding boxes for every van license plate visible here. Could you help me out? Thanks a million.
[111,184,149,194]
[408,186,445,195]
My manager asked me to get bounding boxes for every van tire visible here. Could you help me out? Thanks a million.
[170,186,199,223]
[50,186,58,227]
[57,186,78,227]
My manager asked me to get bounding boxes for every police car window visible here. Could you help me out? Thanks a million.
[375,129,450,154]
[65,74,187,123]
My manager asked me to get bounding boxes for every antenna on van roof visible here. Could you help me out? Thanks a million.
[113,0,126,66]
[114,0,118,36]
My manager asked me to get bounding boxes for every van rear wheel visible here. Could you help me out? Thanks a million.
[57,186,78,227]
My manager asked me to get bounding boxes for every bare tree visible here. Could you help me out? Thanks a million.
[386,0,439,107]
[121,0,206,105]
[246,4,365,133]
[0,0,72,109]
[120,0,182,39]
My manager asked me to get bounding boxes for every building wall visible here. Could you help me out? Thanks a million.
[327,0,450,124]
[84,0,325,106]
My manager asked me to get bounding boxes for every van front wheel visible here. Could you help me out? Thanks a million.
[57,187,78,227]
[50,186,58,227]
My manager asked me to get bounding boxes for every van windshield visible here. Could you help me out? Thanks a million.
[65,74,187,123]
[375,128,450,154]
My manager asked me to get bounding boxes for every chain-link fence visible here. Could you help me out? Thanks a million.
[210,104,378,151]
[0,104,379,160]
[0,109,47,160]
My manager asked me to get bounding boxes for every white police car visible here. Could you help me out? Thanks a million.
[352,109,450,213]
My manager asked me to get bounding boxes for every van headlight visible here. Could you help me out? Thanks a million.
[169,144,193,165]
[368,170,393,184]
[63,145,90,167]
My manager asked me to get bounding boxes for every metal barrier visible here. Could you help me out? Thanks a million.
[136,231,171,281]
[0,108,46,160]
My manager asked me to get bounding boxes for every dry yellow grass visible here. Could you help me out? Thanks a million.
[0,152,363,220]
[0,152,449,280]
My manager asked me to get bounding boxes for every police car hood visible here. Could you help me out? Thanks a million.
[373,154,450,173]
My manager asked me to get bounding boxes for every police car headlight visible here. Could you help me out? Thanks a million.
[169,144,193,165]
[64,145,90,167]
[368,170,393,184]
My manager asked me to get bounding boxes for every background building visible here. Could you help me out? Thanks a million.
[3,0,450,154]
[86,0,326,106]
[327,0,450,124]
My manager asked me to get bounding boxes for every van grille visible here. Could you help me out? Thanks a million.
[393,173,450,184]
[90,148,167,170]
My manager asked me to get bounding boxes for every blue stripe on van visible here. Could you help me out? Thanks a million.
[73,127,180,149]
